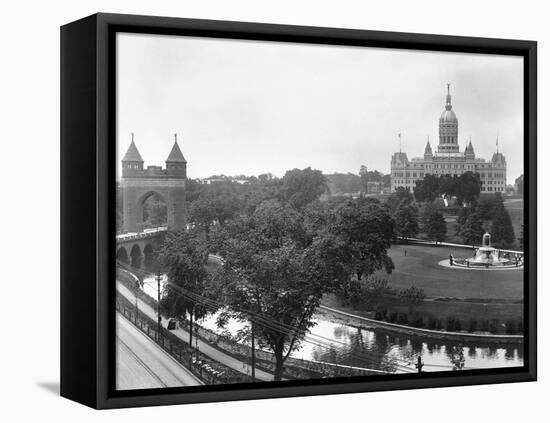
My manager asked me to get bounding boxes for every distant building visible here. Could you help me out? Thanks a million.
[390,84,506,194]
[198,177,250,185]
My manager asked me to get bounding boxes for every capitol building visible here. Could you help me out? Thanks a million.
[390,85,507,194]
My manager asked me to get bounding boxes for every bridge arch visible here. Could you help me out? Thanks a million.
[116,246,129,264]
[130,244,142,268]
[143,243,155,268]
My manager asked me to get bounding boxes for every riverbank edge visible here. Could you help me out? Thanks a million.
[318,304,524,344]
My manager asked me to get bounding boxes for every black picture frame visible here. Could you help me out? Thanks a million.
[60,12,537,409]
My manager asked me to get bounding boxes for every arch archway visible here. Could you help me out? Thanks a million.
[130,244,142,268]
[116,246,129,264]
[138,191,168,231]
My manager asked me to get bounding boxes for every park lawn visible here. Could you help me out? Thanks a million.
[373,244,524,300]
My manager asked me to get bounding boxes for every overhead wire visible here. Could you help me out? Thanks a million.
[117,261,416,372]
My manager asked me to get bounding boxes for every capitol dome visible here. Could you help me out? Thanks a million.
[440,109,457,122]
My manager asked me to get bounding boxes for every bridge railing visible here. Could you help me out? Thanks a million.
[116,226,168,243]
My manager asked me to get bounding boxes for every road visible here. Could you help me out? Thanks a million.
[117,281,276,382]
[116,312,203,390]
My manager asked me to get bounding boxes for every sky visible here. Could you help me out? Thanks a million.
[117,33,524,182]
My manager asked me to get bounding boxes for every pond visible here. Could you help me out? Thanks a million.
[142,275,523,374]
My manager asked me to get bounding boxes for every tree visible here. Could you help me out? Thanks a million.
[329,197,395,281]
[281,167,328,210]
[459,211,485,247]
[325,172,362,195]
[160,230,217,347]
[456,172,482,205]
[214,200,346,381]
[413,174,440,202]
[491,207,515,248]
[420,203,447,243]
[386,187,414,213]
[394,202,419,239]
[188,197,217,241]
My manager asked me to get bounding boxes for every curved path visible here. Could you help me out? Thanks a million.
[116,312,203,390]
[117,281,276,382]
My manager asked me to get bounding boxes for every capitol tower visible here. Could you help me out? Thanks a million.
[438,83,459,153]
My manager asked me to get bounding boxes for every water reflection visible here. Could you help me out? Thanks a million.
[288,318,523,373]
[139,273,524,374]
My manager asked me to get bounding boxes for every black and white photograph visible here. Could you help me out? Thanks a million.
[113,32,526,391]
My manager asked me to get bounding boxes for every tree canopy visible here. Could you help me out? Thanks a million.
[280,167,328,210]
[212,197,394,380]
[160,230,217,346]
[393,202,420,239]
[213,200,347,380]
[420,202,447,243]
[414,172,481,205]
[490,205,515,248]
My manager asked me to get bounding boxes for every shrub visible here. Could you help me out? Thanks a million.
[411,313,425,328]
[517,321,524,334]
[505,320,517,334]
[445,316,462,332]
[427,316,438,329]
[480,319,490,332]
[397,313,409,325]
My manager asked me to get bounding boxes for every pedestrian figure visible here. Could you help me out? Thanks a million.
[404,250,407,256]
[449,254,453,266]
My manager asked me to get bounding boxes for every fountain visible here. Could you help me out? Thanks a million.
[467,232,508,266]
[441,232,523,270]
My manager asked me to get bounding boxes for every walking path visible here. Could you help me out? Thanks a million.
[117,281,276,382]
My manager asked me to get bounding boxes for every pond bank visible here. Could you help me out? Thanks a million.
[318,304,524,345]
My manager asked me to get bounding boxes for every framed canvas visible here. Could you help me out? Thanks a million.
[60,13,537,409]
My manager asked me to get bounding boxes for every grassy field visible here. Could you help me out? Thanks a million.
[374,244,524,300]
[325,242,525,332]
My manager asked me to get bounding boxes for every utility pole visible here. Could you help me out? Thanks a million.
[250,320,256,381]
[416,356,424,373]
[157,268,162,343]
[135,295,139,325]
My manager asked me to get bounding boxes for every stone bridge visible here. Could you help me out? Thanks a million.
[116,227,168,268]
